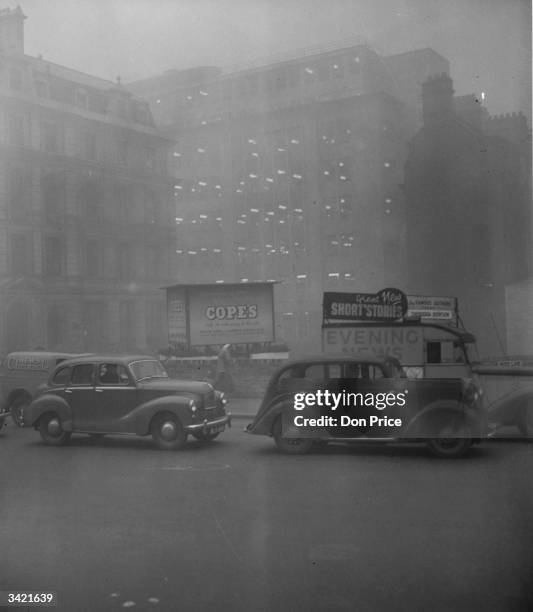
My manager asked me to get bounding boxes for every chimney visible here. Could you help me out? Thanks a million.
[0,5,26,55]
[422,73,454,124]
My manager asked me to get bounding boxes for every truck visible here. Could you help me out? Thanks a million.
[322,320,533,436]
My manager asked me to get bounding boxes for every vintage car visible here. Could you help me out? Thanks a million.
[0,351,89,426]
[24,354,231,450]
[246,355,486,458]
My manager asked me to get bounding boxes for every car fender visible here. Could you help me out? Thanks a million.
[252,399,292,436]
[487,388,533,424]
[131,395,192,435]
[402,399,476,439]
[25,394,73,430]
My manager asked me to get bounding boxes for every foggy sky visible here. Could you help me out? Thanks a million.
[7,0,532,120]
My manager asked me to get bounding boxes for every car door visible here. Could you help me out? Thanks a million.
[66,363,97,431]
[357,364,404,437]
[93,362,137,433]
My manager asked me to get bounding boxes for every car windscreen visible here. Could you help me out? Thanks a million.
[129,359,169,382]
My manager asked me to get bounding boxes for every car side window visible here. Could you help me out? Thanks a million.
[303,365,326,382]
[97,363,130,386]
[327,364,342,379]
[52,366,71,385]
[369,365,385,380]
[71,364,94,385]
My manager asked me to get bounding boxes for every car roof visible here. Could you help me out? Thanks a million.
[55,354,157,367]
[6,351,90,360]
[282,354,400,367]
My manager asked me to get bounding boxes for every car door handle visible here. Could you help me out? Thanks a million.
[95,388,103,393]
[65,389,73,394]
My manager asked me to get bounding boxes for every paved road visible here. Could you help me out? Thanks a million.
[1,420,532,612]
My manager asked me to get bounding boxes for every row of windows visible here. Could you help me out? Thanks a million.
[175,51,368,106]
[6,169,168,225]
[6,113,162,170]
[8,66,152,125]
[8,234,170,280]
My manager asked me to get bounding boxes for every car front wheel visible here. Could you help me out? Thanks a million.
[39,413,71,446]
[426,417,472,458]
[272,416,313,455]
[151,413,187,450]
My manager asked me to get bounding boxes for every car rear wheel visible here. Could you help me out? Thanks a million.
[426,416,472,458]
[192,431,220,442]
[518,401,533,438]
[39,412,71,446]
[151,413,187,451]
[272,416,313,455]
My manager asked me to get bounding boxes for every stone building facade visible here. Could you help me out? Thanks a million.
[404,73,531,356]
[129,44,449,351]
[0,7,175,353]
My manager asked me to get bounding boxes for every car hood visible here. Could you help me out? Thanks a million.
[138,379,214,394]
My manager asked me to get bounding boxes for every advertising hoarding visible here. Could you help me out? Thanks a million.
[406,295,458,325]
[166,283,275,347]
[323,288,408,322]
[323,326,424,364]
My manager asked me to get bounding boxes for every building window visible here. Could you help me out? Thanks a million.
[43,236,65,277]
[86,240,100,278]
[82,303,105,352]
[119,301,136,347]
[77,179,103,222]
[47,305,64,349]
[41,121,59,153]
[119,244,135,279]
[9,113,27,146]
[84,131,96,160]
[144,190,158,224]
[75,89,88,108]
[10,233,31,276]
[42,172,64,220]
[9,67,23,90]
[8,166,31,219]
[145,147,156,171]
[118,140,128,165]
[35,80,49,97]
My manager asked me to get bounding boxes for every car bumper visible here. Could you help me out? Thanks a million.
[186,414,231,434]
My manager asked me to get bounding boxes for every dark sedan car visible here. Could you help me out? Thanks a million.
[246,355,486,458]
[24,355,231,450]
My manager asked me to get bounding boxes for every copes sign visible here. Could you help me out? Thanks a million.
[323,288,408,322]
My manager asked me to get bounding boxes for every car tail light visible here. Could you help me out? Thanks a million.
[189,400,197,412]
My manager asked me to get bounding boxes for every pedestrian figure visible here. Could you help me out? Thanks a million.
[215,343,234,393]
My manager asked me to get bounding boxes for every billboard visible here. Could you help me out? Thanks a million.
[166,283,275,347]
[323,326,424,364]
[323,288,408,322]
[406,295,458,325]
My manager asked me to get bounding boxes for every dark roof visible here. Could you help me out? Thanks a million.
[56,354,156,367]
[283,354,401,367]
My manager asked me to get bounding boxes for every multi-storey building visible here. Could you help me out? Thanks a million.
[129,43,449,351]
[404,73,532,356]
[0,6,175,353]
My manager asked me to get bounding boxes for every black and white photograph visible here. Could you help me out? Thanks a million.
[0,1,531,610]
